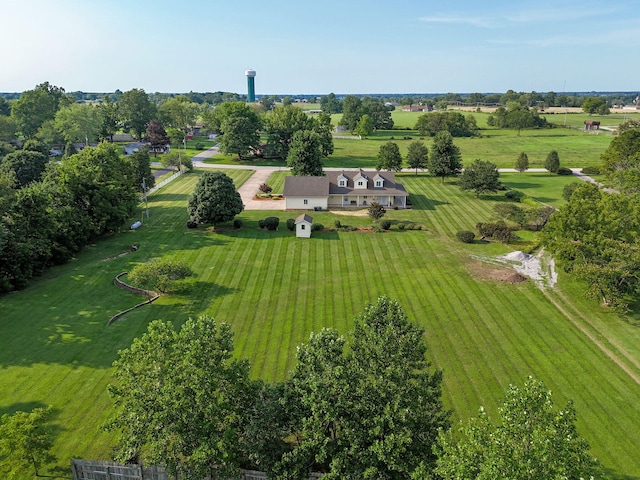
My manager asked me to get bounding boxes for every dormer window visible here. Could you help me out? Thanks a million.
[375,180,382,187]
[337,173,348,187]
[358,181,364,186]
[373,174,384,188]
[339,179,346,187]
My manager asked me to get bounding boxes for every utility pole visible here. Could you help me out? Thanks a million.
[141,178,149,219]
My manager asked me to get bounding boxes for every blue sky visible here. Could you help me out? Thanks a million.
[2,0,639,95]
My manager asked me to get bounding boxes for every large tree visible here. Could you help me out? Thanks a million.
[118,88,156,139]
[376,141,402,172]
[207,102,262,159]
[11,82,70,138]
[515,151,529,173]
[187,171,243,226]
[158,95,200,135]
[459,159,501,198]
[0,407,57,478]
[428,130,462,183]
[319,92,342,114]
[107,316,256,479]
[435,377,599,480]
[545,149,561,174]
[128,148,155,191]
[601,128,640,193]
[263,104,314,159]
[338,95,363,132]
[353,113,374,138]
[0,149,49,188]
[281,297,450,479]
[145,120,170,155]
[286,130,324,176]
[414,111,477,137]
[582,96,610,115]
[54,103,103,145]
[406,140,429,174]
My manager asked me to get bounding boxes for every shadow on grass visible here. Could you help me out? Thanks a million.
[407,193,449,211]
[603,467,640,480]
[0,401,49,417]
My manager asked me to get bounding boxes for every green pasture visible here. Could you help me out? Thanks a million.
[2,171,640,478]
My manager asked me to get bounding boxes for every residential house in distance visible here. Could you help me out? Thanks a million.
[284,169,408,210]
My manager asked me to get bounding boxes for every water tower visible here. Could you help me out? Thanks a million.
[245,69,256,102]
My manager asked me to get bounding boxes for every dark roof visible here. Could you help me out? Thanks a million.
[295,213,313,223]
[284,170,407,198]
[284,176,330,196]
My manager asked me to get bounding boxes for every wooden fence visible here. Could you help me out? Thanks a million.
[71,460,323,480]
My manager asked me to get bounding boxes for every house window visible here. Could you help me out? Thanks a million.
[339,180,346,187]
[303,199,308,205]
[301,224,305,230]
[358,181,363,186]
[363,196,368,199]
[375,180,382,187]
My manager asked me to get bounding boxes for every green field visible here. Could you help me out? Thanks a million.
[2,170,640,478]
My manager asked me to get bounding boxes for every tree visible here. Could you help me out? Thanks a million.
[107,316,256,479]
[220,113,262,159]
[544,150,561,174]
[127,258,193,293]
[158,95,200,135]
[353,113,373,138]
[338,95,363,132]
[281,297,450,479]
[406,140,428,174]
[515,151,529,173]
[319,93,342,113]
[362,97,394,130]
[54,103,102,145]
[128,148,155,191]
[118,88,156,139]
[0,149,49,188]
[459,159,501,198]
[428,130,462,183]
[0,407,56,479]
[286,130,324,176]
[368,201,386,220]
[582,96,610,115]
[435,377,599,480]
[98,95,120,141]
[145,120,169,155]
[0,115,17,143]
[187,171,243,226]
[376,141,402,172]
[601,128,640,193]
[263,104,314,159]
[414,111,477,137]
[11,82,70,138]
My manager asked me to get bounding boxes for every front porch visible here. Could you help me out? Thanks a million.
[328,194,407,208]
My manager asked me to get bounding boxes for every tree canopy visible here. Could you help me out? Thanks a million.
[281,297,450,479]
[286,130,324,176]
[406,140,429,174]
[376,141,403,172]
[459,159,501,197]
[545,150,561,173]
[414,111,478,137]
[601,128,640,193]
[515,151,529,173]
[428,131,462,183]
[11,82,70,138]
[187,171,243,226]
[435,377,599,480]
[107,316,256,479]
[118,88,156,139]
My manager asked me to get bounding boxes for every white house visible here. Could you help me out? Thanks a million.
[295,213,313,238]
[284,170,408,210]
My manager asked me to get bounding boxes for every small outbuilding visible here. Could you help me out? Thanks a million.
[295,213,313,238]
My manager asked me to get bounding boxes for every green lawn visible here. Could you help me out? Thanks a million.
[2,171,640,478]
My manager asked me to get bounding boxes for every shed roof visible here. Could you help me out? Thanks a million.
[295,213,313,224]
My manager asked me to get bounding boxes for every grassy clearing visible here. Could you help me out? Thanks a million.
[1,171,640,477]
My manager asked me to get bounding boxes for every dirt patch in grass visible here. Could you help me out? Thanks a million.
[329,209,370,217]
[468,260,528,284]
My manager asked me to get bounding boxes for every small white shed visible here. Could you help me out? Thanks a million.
[295,213,313,238]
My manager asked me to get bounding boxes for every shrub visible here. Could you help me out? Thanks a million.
[406,223,416,230]
[259,183,273,194]
[258,219,265,229]
[397,223,405,230]
[286,218,295,231]
[233,218,243,229]
[311,223,324,232]
[372,225,384,233]
[562,182,582,202]
[186,220,198,229]
[334,219,342,229]
[380,220,391,230]
[557,167,573,175]
[456,230,475,243]
[505,190,525,202]
[368,201,386,220]
[195,142,204,150]
[476,221,513,243]
[581,166,600,175]
[263,217,280,231]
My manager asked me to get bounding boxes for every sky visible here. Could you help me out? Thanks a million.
[2,0,639,95]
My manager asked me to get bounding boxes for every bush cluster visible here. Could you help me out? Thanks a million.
[456,230,475,243]
[380,220,391,230]
[476,221,513,243]
[397,223,405,230]
[311,223,324,232]
[233,219,243,229]
[557,167,573,176]
[581,166,600,175]
[505,190,525,202]
[286,218,295,231]
[262,217,280,231]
